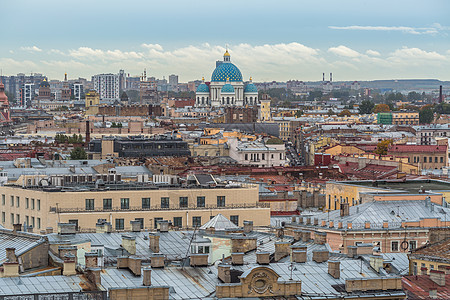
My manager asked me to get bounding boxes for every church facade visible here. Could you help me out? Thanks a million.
[195,50,258,108]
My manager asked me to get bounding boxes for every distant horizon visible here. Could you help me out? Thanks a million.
[1,1,448,81]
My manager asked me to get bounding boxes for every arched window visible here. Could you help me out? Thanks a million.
[201,97,205,104]
[222,97,224,104]
[227,97,230,105]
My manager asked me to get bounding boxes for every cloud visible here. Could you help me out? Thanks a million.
[141,43,164,51]
[366,50,381,56]
[20,46,42,52]
[328,45,361,58]
[49,49,65,55]
[329,25,441,35]
[68,47,143,61]
[388,47,446,64]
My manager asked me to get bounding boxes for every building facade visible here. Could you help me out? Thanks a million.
[92,73,120,102]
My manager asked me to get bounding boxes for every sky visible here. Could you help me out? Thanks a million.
[1,0,449,82]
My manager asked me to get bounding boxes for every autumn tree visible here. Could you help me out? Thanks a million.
[373,104,391,113]
[374,139,393,156]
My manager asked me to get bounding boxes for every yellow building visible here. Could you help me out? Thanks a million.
[85,90,100,115]
[392,111,419,126]
[408,238,450,275]
[0,179,269,231]
[259,98,272,122]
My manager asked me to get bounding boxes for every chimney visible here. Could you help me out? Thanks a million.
[293,230,302,241]
[130,220,141,232]
[370,256,384,273]
[430,270,446,286]
[314,232,327,245]
[86,268,101,286]
[340,202,349,217]
[274,241,290,261]
[149,234,160,253]
[128,257,142,276]
[347,246,357,258]
[328,260,340,279]
[85,121,91,143]
[231,252,244,265]
[330,72,332,82]
[312,250,329,263]
[338,222,343,229]
[150,253,165,268]
[420,267,428,275]
[347,222,352,229]
[12,223,22,233]
[292,250,307,263]
[382,220,389,229]
[58,246,78,260]
[122,234,136,255]
[329,221,334,228]
[95,222,112,233]
[439,85,443,103]
[57,223,77,235]
[2,262,19,277]
[256,252,270,265]
[299,216,304,224]
[218,264,231,283]
[46,227,53,234]
[158,220,169,232]
[301,230,311,242]
[190,253,208,267]
[313,218,319,226]
[6,248,17,263]
[27,225,33,233]
[63,253,77,276]
[364,221,371,229]
[243,221,253,233]
[143,267,152,286]
[291,216,297,223]
[429,289,438,299]
[85,252,98,268]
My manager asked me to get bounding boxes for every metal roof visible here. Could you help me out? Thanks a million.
[0,230,47,265]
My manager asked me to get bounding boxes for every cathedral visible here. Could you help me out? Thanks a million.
[195,50,258,107]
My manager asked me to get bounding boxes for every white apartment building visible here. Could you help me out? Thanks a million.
[92,73,120,102]
[228,137,287,167]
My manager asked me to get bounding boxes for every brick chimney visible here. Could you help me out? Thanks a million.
[256,252,270,265]
[231,253,244,265]
[218,264,231,283]
[243,221,253,233]
[430,270,446,286]
[292,250,307,263]
[86,268,101,286]
[6,248,17,263]
[122,234,136,255]
[420,267,428,275]
[143,266,152,286]
[274,241,290,261]
[190,253,208,267]
[130,220,141,232]
[150,253,165,268]
[46,227,54,234]
[85,252,98,268]
[314,232,327,245]
[328,260,340,279]
[63,253,77,276]
[149,234,160,253]
[312,250,329,263]
[12,223,22,233]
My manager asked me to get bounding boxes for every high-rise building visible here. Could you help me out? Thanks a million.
[72,83,84,101]
[92,73,120,102]
[21,83,34,108]
[168,74,178,86]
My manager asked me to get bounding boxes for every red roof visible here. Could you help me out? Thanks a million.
[402,275,450,299]
[338,162,398,180]
[389,145,447,153]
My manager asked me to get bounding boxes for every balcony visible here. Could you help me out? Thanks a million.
[52,202,270,214]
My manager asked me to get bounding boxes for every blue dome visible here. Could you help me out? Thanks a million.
[211,62,243,82]
[221,83,235,93]
[196,83,209,93]
[244,83,258,93]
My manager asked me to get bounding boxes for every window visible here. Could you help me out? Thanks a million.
[37,200,40,211]
[142,198,151,209]
[230,215,239,226]
[37,218,41,229]
[26,216,29,226]
[16,214,19,224]
[245,154,248,160]
[424,157,427,163]
[2,212,5,223]
[115,218,124,230]
[85,199,95,210]
[154,217,163,228]
[435,157,438,163]
[16,196,19,207]
[441,157,444,163]
[409,241,417,251]
[10,213,14,224]
[197,196,205,208]
[10,196,14,206]
[262,153,265,160]
[25,198,29,209]
[391,241,399,252]
[192,216,202,227]
[135,218,144,229]
[120,198,130,209]
[430,264,434,270]
[179,197,188,208]
[173,217,182,228]
[217,196,225,207]
[429,157,432,163]
[413,262,418,275]
[31,217,35,228]
[31,199,35,210]
[103,199,112,210]
[2,194,5,205]
[161,197,169,208]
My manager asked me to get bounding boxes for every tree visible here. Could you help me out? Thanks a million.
[359,100,375,114]
[407,91,422,101]
[419,107,434,124]
[338,109,352,117]
[374,139,393,156]
[70,147,87,160]
[373,104,391,113]
[295,110,303,117]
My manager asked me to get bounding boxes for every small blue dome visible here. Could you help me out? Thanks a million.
[196,83,209,93]
[221,83,235,93]
[211,62,243,82]
[244,83,258,93]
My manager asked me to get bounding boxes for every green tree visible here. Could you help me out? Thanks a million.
[295,110,303,117]
[419,107,434,124]
[374,139,393,155]
[359,100,375,114]
[338,109,352,117]
[70,147,87,160]
[407,91,422,101]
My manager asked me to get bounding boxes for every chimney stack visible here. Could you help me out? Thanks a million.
[85,121,91,143]
[330,72,332,82]
[6,248,17,263]
[149,234,160,253]
[439,85,443,103]
[430,270,446,286]
[12,224,22,233]
[323,73,325,82]
[328,260,340,279]
[122,234,136,255]
[143,267,152,286]
[63,253,77,276]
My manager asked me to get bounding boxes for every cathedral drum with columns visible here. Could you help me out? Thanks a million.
[195,50,258,107]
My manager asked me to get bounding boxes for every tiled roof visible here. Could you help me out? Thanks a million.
[403,275,450,299]
[410,238,450,262]
[388,145,447,153]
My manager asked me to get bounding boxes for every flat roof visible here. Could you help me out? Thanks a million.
[338,180,450,194]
